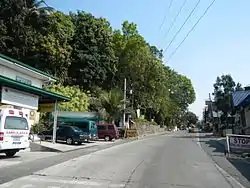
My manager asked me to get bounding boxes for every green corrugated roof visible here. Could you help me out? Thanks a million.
[0,54,56,80]
[0,75,70,102]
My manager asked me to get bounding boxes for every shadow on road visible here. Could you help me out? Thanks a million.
[202,135,250,183]
[0,154,20,159]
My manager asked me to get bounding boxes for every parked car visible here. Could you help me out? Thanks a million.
[60,120,98,142]
[96,123,119,141]
[38,125,86,145]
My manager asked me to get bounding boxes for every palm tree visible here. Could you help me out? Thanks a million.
[99,88,124,123]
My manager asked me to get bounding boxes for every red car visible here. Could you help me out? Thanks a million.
[96,123,119,141]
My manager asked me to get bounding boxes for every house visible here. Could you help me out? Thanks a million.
[232,86,250,134]
[0,54,71,126]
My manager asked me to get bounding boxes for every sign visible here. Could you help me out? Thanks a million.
[125,128,138,138]
[38,103,54,112]
[225,134,250,157]
[16,76,32,85]
[229,135,250,149]
[1,87,38,110]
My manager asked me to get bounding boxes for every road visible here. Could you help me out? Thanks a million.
[0,131,244,188]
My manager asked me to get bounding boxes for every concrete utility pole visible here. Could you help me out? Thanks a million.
[123,78,127,128]
[52,100,58,144]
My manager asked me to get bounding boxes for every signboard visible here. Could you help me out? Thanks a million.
[229,135,250,149]
[38,103,54,112]
[226,134,250,157]
[16,76,32,85]
[125,128,138,138]
[1,87,38,110]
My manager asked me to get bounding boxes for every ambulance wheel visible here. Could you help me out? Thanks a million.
[5,151,16,157]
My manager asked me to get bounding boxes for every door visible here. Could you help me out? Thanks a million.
[97,125,106,139]
[108,125,116,138]
[56,127,67,141]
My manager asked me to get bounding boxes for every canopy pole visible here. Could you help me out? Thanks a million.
[52,100,58,144]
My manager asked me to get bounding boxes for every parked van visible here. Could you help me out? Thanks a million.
[58,119,98,142]
[96,123,119,141]
[0,108,30,156]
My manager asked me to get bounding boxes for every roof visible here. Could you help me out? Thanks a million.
[0,75,70,103]
[51,111,100,121]
[232,91,250,107]
[0,54,56,80]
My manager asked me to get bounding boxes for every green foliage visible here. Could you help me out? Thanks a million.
[68,11,117,90]
[213,74,241,115]
[0,1,197,127]
[181,111,198,126]
[47,84,89,112]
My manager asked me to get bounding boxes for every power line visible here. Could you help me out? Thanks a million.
[166,0,216,62]
[165,0,189,39]
[159,0,175,31]
[163,0,201,53]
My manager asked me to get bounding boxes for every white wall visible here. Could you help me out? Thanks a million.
[0,64,43,88]
[243,107,250,134]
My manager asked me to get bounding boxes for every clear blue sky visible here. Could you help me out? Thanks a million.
[47,0,250,118]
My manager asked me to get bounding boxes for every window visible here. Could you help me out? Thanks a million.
[98,125,106,130]
[108,125,114,130]
[71,126,82,132]
[74,122,88,129]
[91,122,96,130]
[4,116,29,130]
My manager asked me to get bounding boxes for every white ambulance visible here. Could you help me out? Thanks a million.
[0,108,30,157]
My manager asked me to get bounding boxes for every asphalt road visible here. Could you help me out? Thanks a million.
[0,131,243,188]
[198,132,250,188]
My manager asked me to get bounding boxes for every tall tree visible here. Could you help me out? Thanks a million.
[68,11,117,90]
[213,74,242,117]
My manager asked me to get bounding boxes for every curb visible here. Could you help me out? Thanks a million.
[29,131,169,153]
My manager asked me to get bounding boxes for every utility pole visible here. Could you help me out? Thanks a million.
[52,100,58,144]
[123,78,127,128]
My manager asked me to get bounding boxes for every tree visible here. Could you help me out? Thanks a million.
[0,3,197,127]
[213,74,242,115]
[68,11,117,90]
[96,88,123,122]
[184,111,198,126]
[47,84,89,112]
[0,0,53,59]
[28,11,75,81]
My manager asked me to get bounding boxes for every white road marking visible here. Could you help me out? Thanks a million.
[214,163,245,188]
[196,132,201,148]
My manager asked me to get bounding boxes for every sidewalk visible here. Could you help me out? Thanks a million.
[30,140,121,153]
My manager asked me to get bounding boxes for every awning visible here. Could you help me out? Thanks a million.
[0,75,70,104]
[50,111,100,121]
[232,91,250,107]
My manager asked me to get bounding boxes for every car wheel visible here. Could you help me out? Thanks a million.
[104,136,110,142]
[5,151,17,157]
[66,137,73,145]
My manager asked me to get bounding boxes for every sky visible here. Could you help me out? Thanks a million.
[46,0,250,118]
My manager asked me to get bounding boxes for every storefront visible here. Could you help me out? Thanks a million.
[0,54,71,126]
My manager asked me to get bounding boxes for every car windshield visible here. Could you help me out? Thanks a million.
[4,116,29,130]
[71,126,82,132]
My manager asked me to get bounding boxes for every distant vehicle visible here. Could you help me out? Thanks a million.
[96,123,119,141]
[38,125,86,145]
[0,108,30,157]
[188,127,196,133]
